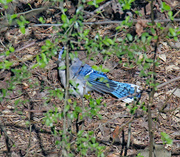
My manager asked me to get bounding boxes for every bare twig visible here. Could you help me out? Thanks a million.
[0,120,14,156]
[15,41,35,52]
[31,18,180,27]
[126,122,131,149]
[62,45,70,155]
[148,0,156,156]
[157,76,180,89]
[84,0,113,18]
[159,86,180,112]
[0,7,48,28]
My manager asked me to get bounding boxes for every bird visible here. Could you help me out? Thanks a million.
[58,47,141,103]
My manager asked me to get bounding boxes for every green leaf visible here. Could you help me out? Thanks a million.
[77,130,84,136]
[2,88,7,97]
[106,38,114,45]
[64,104,70,112]
[141,34,146,43]
[68,112,75,119]
[87,1,94,5]
[96,0,104,4]
[9,46,14,52]
[174,36,178,41]
[140,70,147,77]
[31,63,39,69]
[4,60,13,69]
[96,98,101,104]
[168,11,174,20]
[11,14,17,19]
[69,79,77,87]
[41,53,48,64]
[57,92,63,100]
[145,58,153,63]
[127,33,133,41]
[4,5,8,9]
[36,55,40,63]
[45,40,51,47]
[84,94,91,99]
[83,29,90,36]
[106,83,110,88]
[169,27,176,36]
[86,81,92,87]
[92,65,99,71]
[20,27,25,34]
[39,17,45,23]
[147,71,154,75]
[102,39,110,46]
[75,106,82,113]
[150,28,156,35]
[123,3,130,10]
[161,132,173,144]
[61,14,68,23]
[147,36,152,43]
[153,35,158,40]
[69,53,75,60]
[58,65,66,70]
[102,68,109,73]
[162,2,171,11]
[5,50,10,56]
[156,22,161,28]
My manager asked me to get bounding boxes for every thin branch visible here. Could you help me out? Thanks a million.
[126,122,131,149]
[14,41,35,52]
[0,7,48,28]
[0,120,14,156]
[84,0,113,18]
[148,0,157,156]
[157,76,180,89]
[159,86,180,112]
[31,18,180,27]
[62,45,70,156]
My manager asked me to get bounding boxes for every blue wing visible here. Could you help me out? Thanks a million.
[74,64,140,102]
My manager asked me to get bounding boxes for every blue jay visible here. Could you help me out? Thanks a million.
[58,47,141,103]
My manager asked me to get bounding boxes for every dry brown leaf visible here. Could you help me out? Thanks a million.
[133,138,145,147]
[160,113,167,119]
[22,82,29,90]
[163,0,179,7]
[138,145,171,157]
[19,0,35,4]
[159,54,166,62]
[171,111,180,129]
[107,153,120,157]
[169,41,180,48]
[173,88,180,98]
[2,109,12,114]
[112,0,123,14]
[145,2,151,15]
[135,19,148,36]
[21,54,33,61]
[166,65,180,72]
[112,125,120,142]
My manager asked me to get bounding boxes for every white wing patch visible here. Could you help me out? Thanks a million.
[85,70,94,76]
